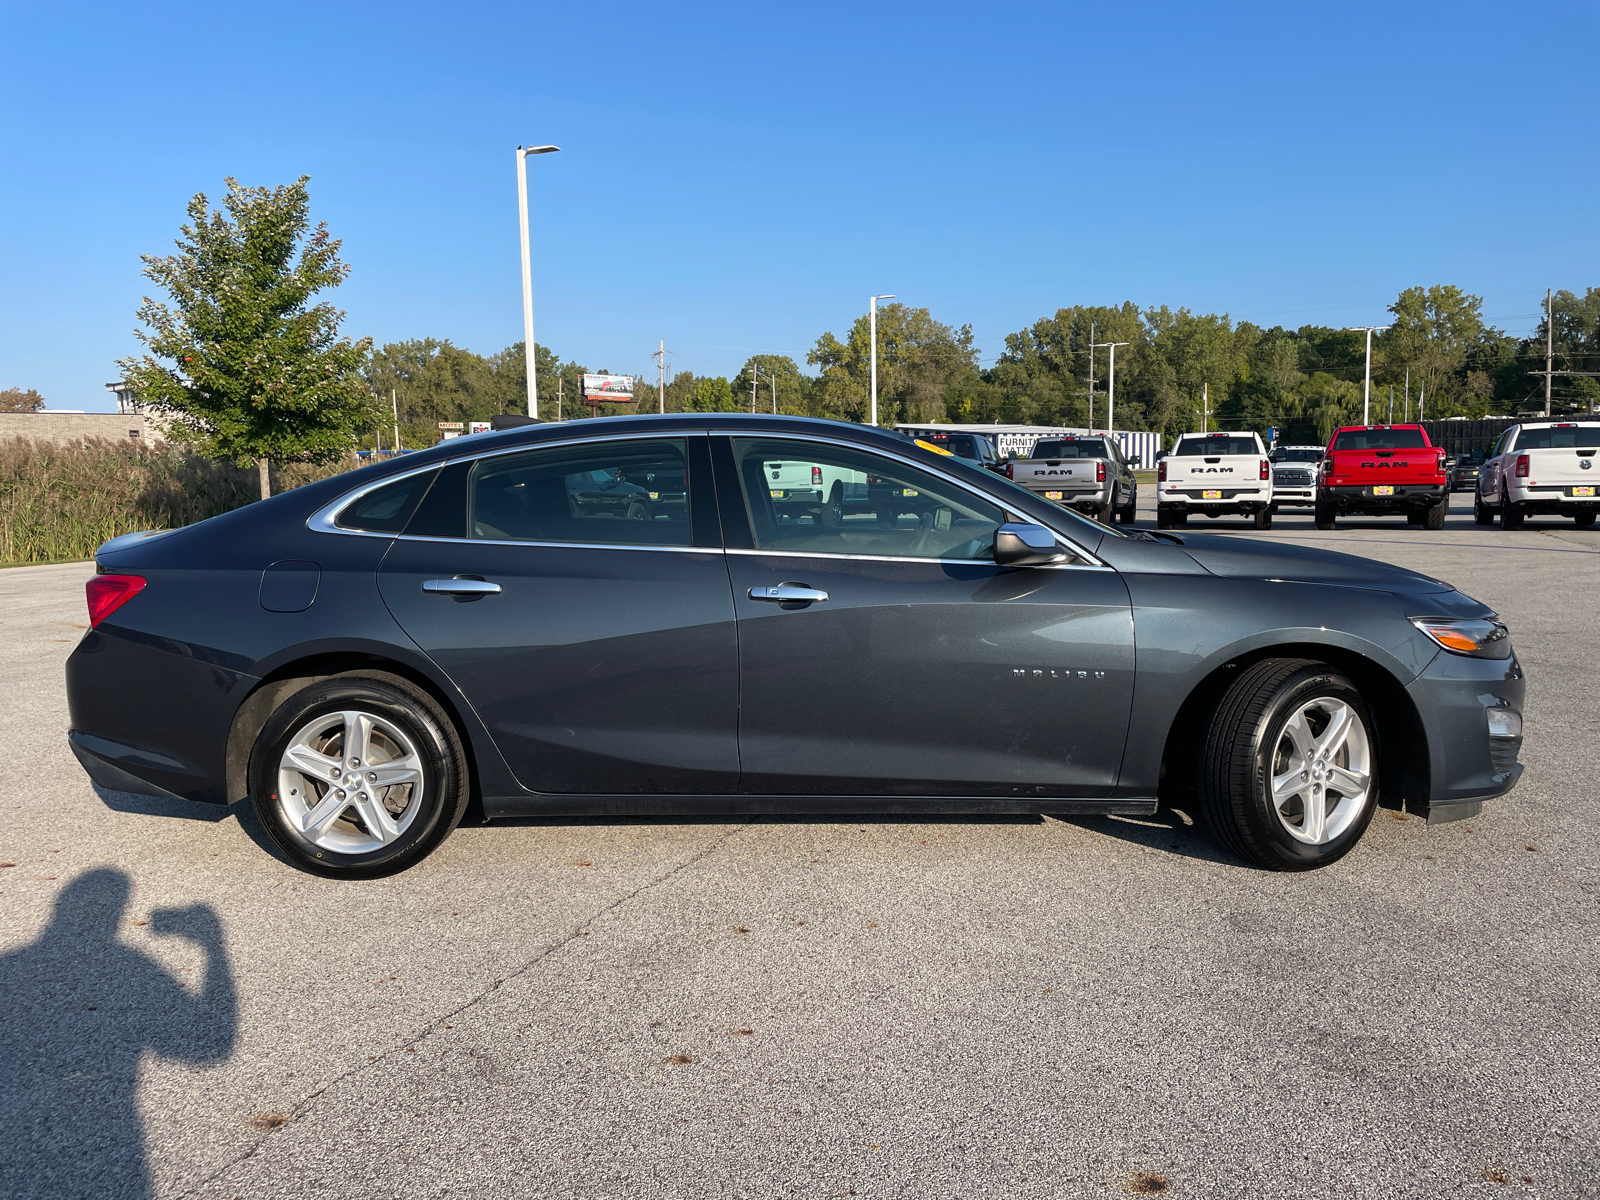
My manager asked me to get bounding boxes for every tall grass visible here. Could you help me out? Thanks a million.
[0,440,353,565]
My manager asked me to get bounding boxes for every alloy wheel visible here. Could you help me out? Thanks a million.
[1267,697,1372,845]
[276,709,425,854]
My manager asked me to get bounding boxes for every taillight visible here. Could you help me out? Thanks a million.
[1096,461,1106,483]
[86,574,146,628]
[1004,462,1013,479]
[1515,454,1530,478]
[811,465,823,486]
[1158,460,1167,482]
[1260,459,1269,480]
[1437,451,1446,474]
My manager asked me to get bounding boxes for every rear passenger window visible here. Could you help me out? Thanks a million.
[468,439,690,547]
[337,469,438,533]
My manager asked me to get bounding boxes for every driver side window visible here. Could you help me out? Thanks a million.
[730,438,1004,561]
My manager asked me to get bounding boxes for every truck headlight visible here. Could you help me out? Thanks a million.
[1410,617,1512,659]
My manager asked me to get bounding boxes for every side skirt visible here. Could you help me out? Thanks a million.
[483,794,1159,820]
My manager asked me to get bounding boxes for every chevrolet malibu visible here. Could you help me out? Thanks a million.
[66,415,1524,877]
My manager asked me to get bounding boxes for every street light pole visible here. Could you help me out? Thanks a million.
[869,294,895,426]
[516,143,561,419]
[1103,342,1131,434]
[1346,325,1389,425]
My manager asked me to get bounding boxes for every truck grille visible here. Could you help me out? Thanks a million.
[1273,469,1313,485]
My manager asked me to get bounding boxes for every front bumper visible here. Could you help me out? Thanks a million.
[1406,648,1525,822]
[1321,483,1447,514]
[1272,488,1316,507]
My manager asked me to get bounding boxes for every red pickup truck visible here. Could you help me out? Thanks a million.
[1315,424,1449,530]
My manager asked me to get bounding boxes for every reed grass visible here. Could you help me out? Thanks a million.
[0,439,353,565]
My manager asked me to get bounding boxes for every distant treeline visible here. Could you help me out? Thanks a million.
[364,285,1600,448]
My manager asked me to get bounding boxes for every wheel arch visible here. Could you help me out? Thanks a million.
[224,648,502,817]
[1156,641,1431,817]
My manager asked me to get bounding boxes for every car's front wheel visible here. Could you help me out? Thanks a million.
[250,672,470,878]
[1198,659,1378,871]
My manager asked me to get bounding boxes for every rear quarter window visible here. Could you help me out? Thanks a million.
[336,469,438,533]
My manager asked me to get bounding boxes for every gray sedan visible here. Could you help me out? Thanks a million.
[66,415,1523,877]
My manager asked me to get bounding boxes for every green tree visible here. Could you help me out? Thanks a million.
[808,304,979,426]
[684,376,738,412]
[1377,285,1497,417]
[118,177,375,498]
[731,355,808,415]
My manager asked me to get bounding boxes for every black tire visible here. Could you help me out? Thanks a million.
[1174,510,1189,527]
[1574,511,1595,528]
[1423,498,1447,530]
[250,672,470,878]
[626,498,650,521]
[1156,507,1173,530]
[1500,487,1524,529]
[828,480,846,525]
[1197,659,1378,871]
[1252,508,1272,530]
[1474,490,1494,526]
[1117,490,1137,524]
[1314,501,1335,531]
[1095,494,1115,524]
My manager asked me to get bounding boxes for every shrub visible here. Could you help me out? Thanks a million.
[0,439,352,565]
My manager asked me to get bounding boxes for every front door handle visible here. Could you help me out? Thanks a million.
[748,584,829,604]
[423,578,503,597]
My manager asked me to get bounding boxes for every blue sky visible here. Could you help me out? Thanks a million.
[4,0,1596,411]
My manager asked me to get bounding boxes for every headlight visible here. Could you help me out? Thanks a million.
[1410,617,1512,659]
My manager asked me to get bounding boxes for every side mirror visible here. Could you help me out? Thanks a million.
[1128,456,1141,467]
[993,522,1068,567]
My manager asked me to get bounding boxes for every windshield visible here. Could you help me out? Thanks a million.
[1331,428,1428,451]
[1031,439,1109,459]
[1512,426,1600,450]
[1174,436,1259,457]
[931,434,982,459]
[1270,448,1322,463]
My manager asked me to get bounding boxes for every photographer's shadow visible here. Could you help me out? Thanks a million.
[0,869,237,1200]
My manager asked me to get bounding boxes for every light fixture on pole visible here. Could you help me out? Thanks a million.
[1103,342,1131,434]
[1345,325,1389,425]
[517,144,561,419]
[869,294,895,426]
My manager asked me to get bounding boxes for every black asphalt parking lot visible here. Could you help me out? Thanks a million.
[3,493,1597,1199]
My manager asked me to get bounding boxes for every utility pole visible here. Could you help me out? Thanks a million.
[654,340,667,414]
[1346,325,1389,425]
[1404,370,1410,422]
[751,363,759,414]
[869,294,895,425]
[1104,341,1131,433]
[556,375,563,422]
[1388,385,1394,424]
[1418,386,1424,423]
[1200,382,1210,433]
[391,389,401,450]
[1545,288,1554,417]
[771,368,778,415]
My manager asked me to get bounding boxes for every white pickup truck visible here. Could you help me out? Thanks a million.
[1157,431,1274,529]
[1474,420,1600,529]
[1003,435,1139,525]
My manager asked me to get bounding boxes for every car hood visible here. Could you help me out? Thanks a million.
[1172,532,1454,594]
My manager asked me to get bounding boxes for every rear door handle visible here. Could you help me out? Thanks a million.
[748,584,829,604]
[423,578,503,596]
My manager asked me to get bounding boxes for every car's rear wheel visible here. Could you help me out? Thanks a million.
[1095,494,1115,524]
[1500,486,1525,529]
[1198,659,1378,871]
[1574,511,1595,528]
[1252,507,1272,530]
[1117,490,1137,524]
[1474,490,1495,526]
[1424,497,1447,530]
[1314,501,1335,530]
[251,672,469,878]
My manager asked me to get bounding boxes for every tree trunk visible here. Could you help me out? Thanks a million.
[257,458,271,500]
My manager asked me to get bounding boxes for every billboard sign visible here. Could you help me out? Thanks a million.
[467,421,491,435]
[437,422,464,430]
[580,374,636,400]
